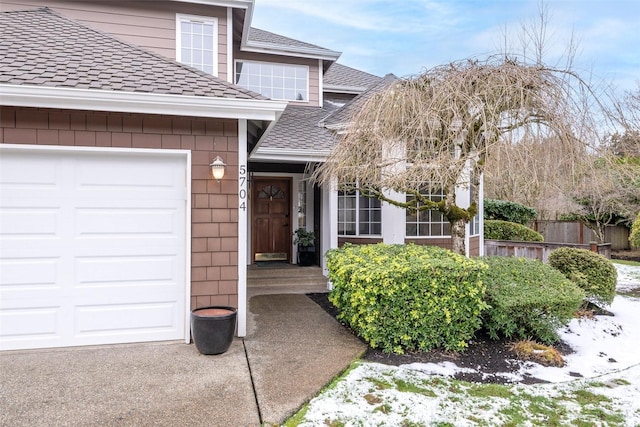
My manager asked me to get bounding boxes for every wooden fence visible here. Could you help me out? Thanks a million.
[484,240,612,263]
[533,221,630,250]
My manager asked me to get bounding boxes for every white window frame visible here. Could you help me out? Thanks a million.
[337,187,382,237]
[234,59,310,102]
[405,188,451,238]
[469,182,480,237]
[176,14,218,77]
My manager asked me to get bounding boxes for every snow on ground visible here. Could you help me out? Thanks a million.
[296,263,640,426]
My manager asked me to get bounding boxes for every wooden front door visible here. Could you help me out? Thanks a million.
[252,177,291,262]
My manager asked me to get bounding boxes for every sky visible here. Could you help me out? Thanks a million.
[251,0,640,95]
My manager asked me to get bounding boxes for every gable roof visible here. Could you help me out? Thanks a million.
[0,8,285,120]
[242,26,341,61]
[323,63,382,94]
[322,74,398,129]
[250,104,338,162]
[248,28,333,54]
[252,68,389,162]
[0,8,261,99]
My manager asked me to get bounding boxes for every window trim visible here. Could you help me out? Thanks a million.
[337,187,382,237]
[405,188,451,238]
[176,13,219,77]
[234,59,310,102]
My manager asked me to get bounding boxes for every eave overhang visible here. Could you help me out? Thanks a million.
[249,148,329,163]
[0,84,287,121]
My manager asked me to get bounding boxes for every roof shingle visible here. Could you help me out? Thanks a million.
[248,27,340,57]
[0,8,264,100]
[322,74,398,128]
[323,63,382,90]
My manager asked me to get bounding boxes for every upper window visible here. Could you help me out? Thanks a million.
[176,14,218,76]
[406,187,451,237]
[338,187,382,236]
[235,61,308,101]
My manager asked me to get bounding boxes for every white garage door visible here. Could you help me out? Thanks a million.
[0,145,189,351]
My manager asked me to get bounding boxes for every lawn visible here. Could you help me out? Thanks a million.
[285,264,640,426]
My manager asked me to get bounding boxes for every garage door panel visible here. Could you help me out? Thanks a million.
[76,155,183,191]
[0,147,188,351]
[0,152,61,188]
[0,208,62,237]
[0,306,63,351]
[75,208,180,237]
[0,258,60,289]
[75,302,178,334]
[75,255,177,285]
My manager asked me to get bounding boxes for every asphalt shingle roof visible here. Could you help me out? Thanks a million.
[257,69,391,155]
[323,62,381,90]
[256,104,337,152]
[248,27,339,56]
[0,8,264,99]
[322,74,398,128]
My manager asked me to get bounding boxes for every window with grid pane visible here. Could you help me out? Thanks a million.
[338,188,381,236]
[235,61,308,101]
[177,15,217,76]
[405,188,451,237]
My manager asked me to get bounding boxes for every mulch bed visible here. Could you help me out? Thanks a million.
[612,249,640,263]
[307,293,574,385]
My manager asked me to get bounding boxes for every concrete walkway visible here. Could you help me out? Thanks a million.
[0,294,365,426]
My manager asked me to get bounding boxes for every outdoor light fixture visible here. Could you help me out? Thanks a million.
[210,156,226,181]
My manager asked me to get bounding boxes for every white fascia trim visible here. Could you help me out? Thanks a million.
[323,84,367,94]
[226,8,234,83]
[172,0,252,8]
[241,44,341,61]
[250,148,328,163]
[1,84,287,121]
[318,59,324,107]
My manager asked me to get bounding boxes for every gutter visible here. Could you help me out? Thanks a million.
[0,84,287,121]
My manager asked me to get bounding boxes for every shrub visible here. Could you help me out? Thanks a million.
[326,243,488,354]
[479,257,584,344]
[484,220,544,242]
[630,211,640,248]
[484,199,537,225]
[548,247,617,307]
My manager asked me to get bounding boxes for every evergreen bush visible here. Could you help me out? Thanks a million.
[630,211,640,248]
[480,256,584,344]
[484,199,537,225]
[548,247,617,307]
[484,220,544,242]
[326,243,487,354]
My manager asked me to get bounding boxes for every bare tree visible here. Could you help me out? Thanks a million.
[313,56,605,255]
[484,134,585,221]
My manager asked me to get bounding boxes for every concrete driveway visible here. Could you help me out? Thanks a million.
[0,294,366,426]
[0,340,258,426]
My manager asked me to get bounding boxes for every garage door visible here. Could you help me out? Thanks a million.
[0,145,189,351]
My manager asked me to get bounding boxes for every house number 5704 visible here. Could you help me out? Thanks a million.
[239,164,247,211]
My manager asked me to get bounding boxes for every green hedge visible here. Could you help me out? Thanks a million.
[480,257,584,344]
[326,243,487,354]
[484,199,537,225]
[548,248,617,307]
[630,211,640,248]
[484,220,544,242]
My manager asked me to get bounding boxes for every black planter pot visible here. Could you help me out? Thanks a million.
[190,306,237,355]
[297,246,316,266]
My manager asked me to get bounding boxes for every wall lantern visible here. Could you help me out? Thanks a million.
[210,156,226,181]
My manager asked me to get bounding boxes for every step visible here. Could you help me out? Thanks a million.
[247,265,324,280]
[248,275,329,288]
